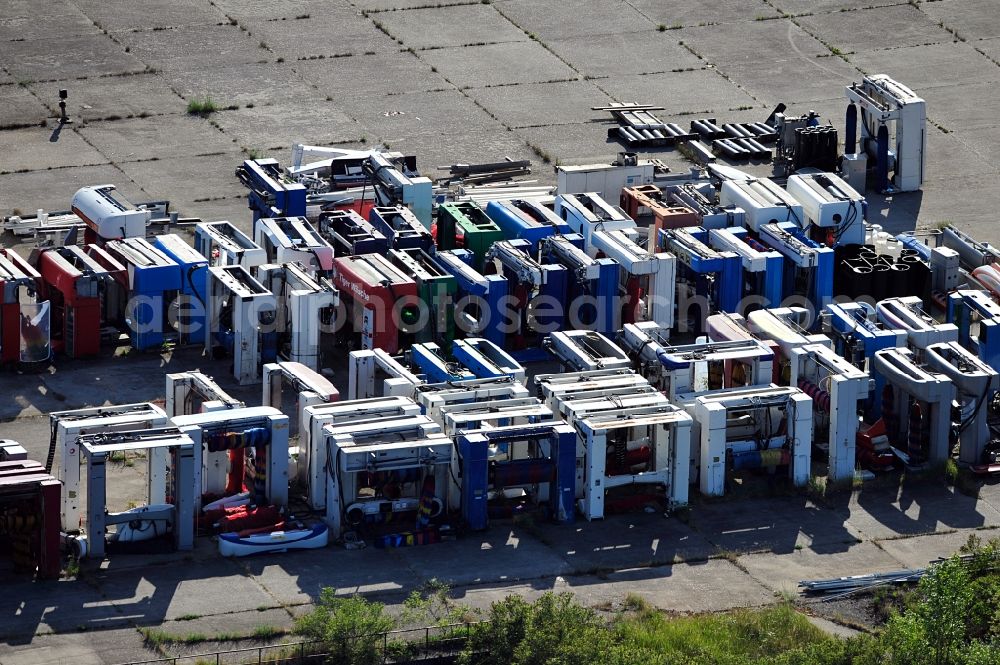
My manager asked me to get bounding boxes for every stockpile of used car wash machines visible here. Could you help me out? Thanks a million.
[3,72,1000,578]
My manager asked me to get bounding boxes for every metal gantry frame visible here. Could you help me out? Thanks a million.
[300,397,420,512]
[923,341,999,466]
[789,343,871,481]
[171,406,290,513]
[690,385,813,497]
[77,428,195,559]
[50,402,169,531]
[456,424,577,530]
[576,405,693,519]
[206,264,278,385]
[257,262,339,371]
[872,347,954,465]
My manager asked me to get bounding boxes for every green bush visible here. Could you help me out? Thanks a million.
[460,592,657,665]
[616,603,831,665]
[293,588,394,665]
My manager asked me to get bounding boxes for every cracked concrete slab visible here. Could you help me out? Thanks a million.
[596,68,759,113]
[294,49,448,99]
[848,42,1000,90]
[467,79,613,128]
[922,80,1000,131]
[208,0,347,22]
[353,0,476,11]
[545,31,703,78]
[563,560,776,612]
[146,607,294,644]
[495,0,653,41]
[4,34,147,82]
[0,127,108,173]
[419,41,577,89]
[0,163,147,216]
[844,484,1000,542]
[115,24,269,72]
[238,547,421,606]
[626,0,778,27]
[738,540,904,595]
[515,121,625,165]
[0,577,123,640]
[209,103,363,150]
[0,629,159,665]
[920,0,1000,41]
[92,559,275,624]
[716,53,858,106]
[164,62,320,111]
[0,7,100,43]
[371,4,529,50]
[797,4,956,52]
[973,36,1000,63]
[28,74,190,122]
[118,151,247,203]
[875,529,981,569]
[920,124,1000,184]
[246,9,399,60]
[78,115,236,163]
[378,129,537,179]
[337,89,504,142]
[397,529,574,587]
[74,0,228,32]
[677,19,829,66]
[692,496,865,555]
[538,513,717,572]
[0,85,51,129]
[768,0,893,14]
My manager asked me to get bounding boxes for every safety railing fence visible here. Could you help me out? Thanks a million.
[125,621,485,665]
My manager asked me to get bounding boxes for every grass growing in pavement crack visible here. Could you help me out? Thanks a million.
[186,97,219,116]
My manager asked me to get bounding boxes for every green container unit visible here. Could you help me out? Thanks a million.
[389,247,458,349]
[436,202,505,271]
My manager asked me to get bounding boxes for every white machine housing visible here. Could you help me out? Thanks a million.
[71,185,150,239]
[415,378,532,423]
[347,348,424,400]
[789,343,871,481]
[194,221,266,269]
[554,192,636,246]
[876,296,958,350]
[299,397,420,511]
[257,262,338,371]
[254,217,334,275]
[546,330,631,372]
[747,307,831,358]
[438,398,552,436]
[720,178,805,232]
[206,265,278,385]
[923,341,999,466]
[589,227,677,328]
[872,347,954,464]
[165,371,243,418]
[556,160,657,200]
[620,321,774,398]
[51,402,169,531]
[323,416,449,537]
[786,173,865,245]
[534,369,650,411]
